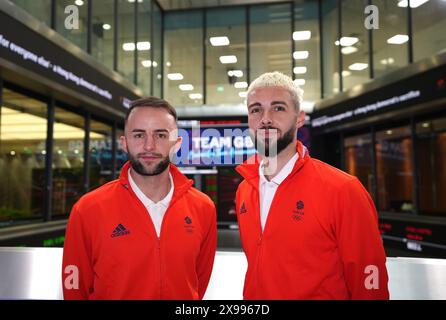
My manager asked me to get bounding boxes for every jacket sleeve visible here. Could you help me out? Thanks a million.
[335,178,390,300]
[62,204,94,300]
[196,202,217,299]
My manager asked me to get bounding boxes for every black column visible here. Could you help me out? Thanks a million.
[44,97,55,222]
[134,0,138,85]
[411,116,419,214]
[112,122,117,179]
[113,0,118,71]
[371,126,379,206]
[291,1,295,80]
[337,0,343,92]
[87,0,92,54]
[203,9,207,104]
[83,112,91,193]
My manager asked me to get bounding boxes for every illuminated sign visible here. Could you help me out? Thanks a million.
[0,10,139,110]
[311,61,446,130]
[175,125,256,167]
[312,90,421,128]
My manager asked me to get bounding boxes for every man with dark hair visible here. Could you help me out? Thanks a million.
[62,97,217,300]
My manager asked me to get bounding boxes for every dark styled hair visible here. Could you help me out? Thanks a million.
[125,97,178,125]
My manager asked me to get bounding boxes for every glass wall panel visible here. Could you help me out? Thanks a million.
[117,0,136,84]
[206,7,247,105]
[164,11,203,106]
[321,0,340,97]
[0,89,47,224]
[11,0,52,27]
[52,107,85,217]
[56,0,88,52]
[294,0,321,104]
[375,126,414,213]
[344,133,373,194]
[153,2,163,97]
[341,0,369,90]
[89,119,113,191]
[250,4,292,79]
[372,0,408,78]
[92,0,115,70]
[416,117,446,217]
[413,0,446,62]
[137,0,152,94]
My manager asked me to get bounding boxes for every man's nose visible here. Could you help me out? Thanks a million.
[260,111,273,127]
[143,135,156,150]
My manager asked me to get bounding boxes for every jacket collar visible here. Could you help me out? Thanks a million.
[236,140,309,189]
[119,161,194,202]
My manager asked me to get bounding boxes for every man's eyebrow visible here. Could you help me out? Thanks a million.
[271,101,288,106]
[154,129,169,133]
[131,129,170,133]
[248,102,261,109]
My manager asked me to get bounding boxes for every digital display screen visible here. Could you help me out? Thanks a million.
[175,125,256,167]
[379,218,446,257]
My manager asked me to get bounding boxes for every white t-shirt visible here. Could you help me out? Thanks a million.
[128,169,174,237]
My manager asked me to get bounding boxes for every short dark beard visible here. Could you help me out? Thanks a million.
[254,125,296,157]
[129,154,170,176]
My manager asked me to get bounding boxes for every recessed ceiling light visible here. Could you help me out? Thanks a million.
[167,73,184,80]
[386,130,393,135]
[141,60,158,68]
[294,79,306,86]
[341,46,358,55]
[381,58,395,65]
[189,93,203,100]
[348,63,368,71]
[219,55,237,64]
[398,0,429,8]
[293,31,311,41]
[122,42,135,51]
[342,70,352,77]
[387,34,409,45]
[179,84,194,91]
[210,36,230,46]
[228,70,243,78]
[293,51,309,60]
[234,82,248,89]
[293,66,307,74]
[136,41,151,50]
[122,42,151,51]
[75,0,84,6]
[102,24,111,30]
[335,37,359,47]
[239,91,247,98]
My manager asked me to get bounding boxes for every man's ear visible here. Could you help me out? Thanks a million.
[296,110,306,129]
[120,134,128,154]
[173,136,183,153]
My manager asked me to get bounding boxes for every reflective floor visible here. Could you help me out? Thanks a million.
[1,247,446,300]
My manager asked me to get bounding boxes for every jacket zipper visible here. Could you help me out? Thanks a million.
[158,236,161,299]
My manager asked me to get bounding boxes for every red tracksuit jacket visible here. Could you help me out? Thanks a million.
[62,161,217,300]
[235,141,389,299]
